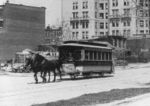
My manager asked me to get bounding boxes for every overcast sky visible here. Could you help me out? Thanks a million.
[0,0,61,26]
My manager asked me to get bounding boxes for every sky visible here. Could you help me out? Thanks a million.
[0,0,61,26]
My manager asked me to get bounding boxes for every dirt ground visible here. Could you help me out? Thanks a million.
[1,63,150,106]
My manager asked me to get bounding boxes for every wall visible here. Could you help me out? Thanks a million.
[0,3,45,61]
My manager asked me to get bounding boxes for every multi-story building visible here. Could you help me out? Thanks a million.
[44,26,62,45]
[38,26,62,52]
[0,2,45,61]
[62,0,150,51]
[109,0,150,38]
[62,0,109,41]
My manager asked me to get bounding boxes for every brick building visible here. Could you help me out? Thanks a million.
[38,26,62,52]
[0,3,45,61]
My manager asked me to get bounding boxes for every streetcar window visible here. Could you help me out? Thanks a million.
[102,52,105,60]
[90,51,93,60]
[85,50,89,60]
[106,52,109,61]
[98,52,101,60]
[94,51,97,60]
[109,52,112,60]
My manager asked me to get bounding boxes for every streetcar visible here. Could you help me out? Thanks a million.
[59,41,114,78]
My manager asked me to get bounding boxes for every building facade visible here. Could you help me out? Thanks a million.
[62,0,150,39]
[0,3,45,61]
[109,0,150,38]
[62,0,109,41]
[44,26,62,45]
[38,26,62,52]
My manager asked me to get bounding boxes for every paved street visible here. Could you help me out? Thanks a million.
[1,63,150,106]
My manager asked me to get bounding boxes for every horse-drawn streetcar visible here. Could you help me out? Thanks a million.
[24,41,114,83]
[59,41,114,79]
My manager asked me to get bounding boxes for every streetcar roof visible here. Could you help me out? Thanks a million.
[59,43,112,49]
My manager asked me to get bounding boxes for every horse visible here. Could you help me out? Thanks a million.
[24,53,62,83]
[41,59,62,82]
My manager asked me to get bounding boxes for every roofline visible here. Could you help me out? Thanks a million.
[5,2,46,10]
[59,43,112,50]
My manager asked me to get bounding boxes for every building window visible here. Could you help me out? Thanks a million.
[112,0,118,7]
[139,10,144,17]
[100,23,104,29]
[112,30,115,35]
[124,0,129,6]
[123,20,130,26]
[72,22,79,29]
[86,22,89,28]
[100,32,104,36]
[73,2,78,10]
[123,8,130,15]
[76,22,79,29]
[106,23,108,29]
[146,30,149,34]
[82,31,85,39]
[123,30,126,36]
[140,30,144,34]
[72,12,78,18]
[99,13,104,19]
[76,32,79,39]
[82,21,89,29]
[72,32,75,38]
[112,30,119,36]
[95,2,98,9]
[112,9,119,16]
[116,30,119,35]
[145,10,149,17]
[72,23,75,29]
[83,1,88,9]
[82,31,88,39]
[146,20,149,27]
[95,12,97,18]
[112,21,119,27]
[82,11,88,18]
[139,20,144,27]
[95,22,97,29]
[0,20,3,28]
[127,30,130,36]
[139,0,144,6]
[145,0,149,7]
[99,3,104,10]
[85,31,88,39]
[106,13,108,19]
[105,3,108,10]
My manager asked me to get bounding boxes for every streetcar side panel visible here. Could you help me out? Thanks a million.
[76,65,112,73]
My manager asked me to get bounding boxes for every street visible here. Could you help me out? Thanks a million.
[1,63,150,106]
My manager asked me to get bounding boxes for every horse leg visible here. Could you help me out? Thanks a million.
[53,69,56,82]
[34,72,38,84]
[43,71,47,83]
[48,71,51,82]
[40,71,45,83]
[57,67,62,80]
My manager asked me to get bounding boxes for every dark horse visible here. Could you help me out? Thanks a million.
[25,53,62,83]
